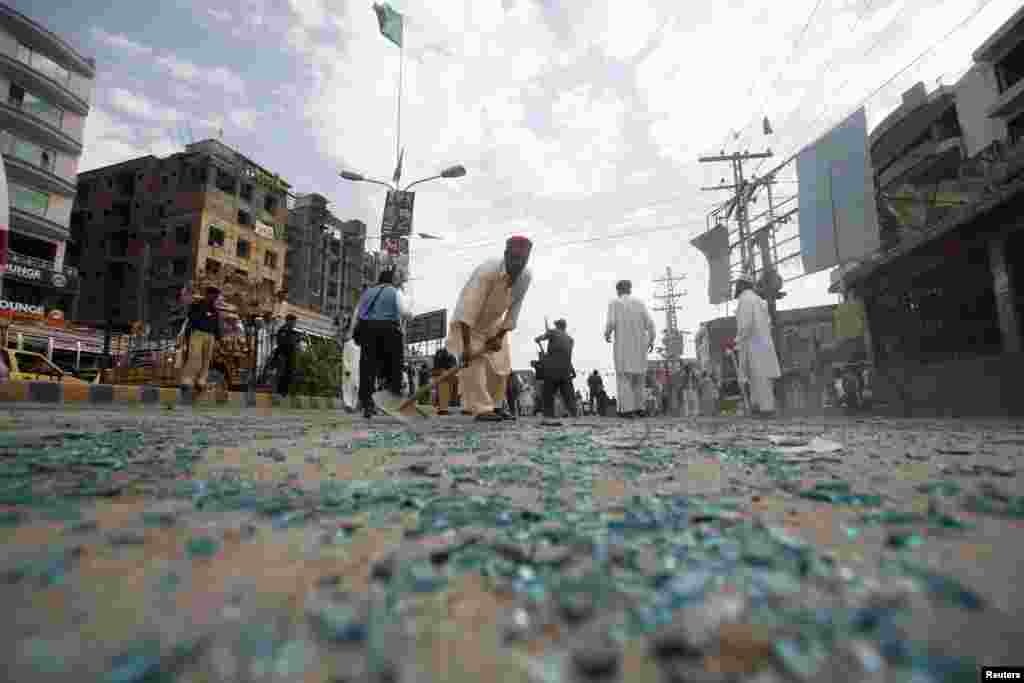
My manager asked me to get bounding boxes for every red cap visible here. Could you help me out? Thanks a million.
[506,235,533,254]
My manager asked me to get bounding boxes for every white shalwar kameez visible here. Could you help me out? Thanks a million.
[604,294,656,414]
[735,289,782,413]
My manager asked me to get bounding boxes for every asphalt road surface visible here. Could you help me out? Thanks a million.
[1,405,1021,682]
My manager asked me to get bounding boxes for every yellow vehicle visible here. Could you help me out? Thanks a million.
[2,348,88,384]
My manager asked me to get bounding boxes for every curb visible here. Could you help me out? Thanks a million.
[0,381,342,410]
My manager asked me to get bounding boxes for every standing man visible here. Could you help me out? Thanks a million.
[535,318,576,421]
[448,236,533,422]
[587,370,605,415]
[275,314,300,397]
[734,271,782,417]
[354,269,413,419]
[604,280,656,419]
[181,286,223,394]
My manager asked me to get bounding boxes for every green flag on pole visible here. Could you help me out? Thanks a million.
[373,3,403,48]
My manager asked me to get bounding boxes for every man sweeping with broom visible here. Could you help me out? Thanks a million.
[401,236,533,420]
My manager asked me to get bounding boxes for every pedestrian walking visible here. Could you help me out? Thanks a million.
[275,314,300,397]
[447,236,533,422]
[734,271,782,417]
[587,370,605,415]
[535,318,576,421]
[431,346,458,415]
[354,269,413,419]
[604,280,656,418]
[180,286,223,394]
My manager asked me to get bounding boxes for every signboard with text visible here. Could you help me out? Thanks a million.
[406,309,447,344]
[380,189,414,236]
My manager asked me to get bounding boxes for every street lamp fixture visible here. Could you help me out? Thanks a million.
[339,170,364,181]
[440,165,466,179]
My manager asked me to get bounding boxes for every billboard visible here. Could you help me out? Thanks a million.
[797,108,881,275]
[406,309,447,344]
[381,189,414,236]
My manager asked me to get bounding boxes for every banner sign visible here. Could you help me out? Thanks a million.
[254,220,275,239]
[381,236,408,256]
[406,309,447,344]
[381,190,414,236]
[0,299,45,320]
[5,253,74,289]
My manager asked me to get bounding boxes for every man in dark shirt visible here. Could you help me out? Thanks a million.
[535,318,576,420]
[587,370,606,415]
[181,286,223,393]
[275,314,300,396]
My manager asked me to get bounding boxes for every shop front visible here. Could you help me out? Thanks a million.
[1,250,78,321]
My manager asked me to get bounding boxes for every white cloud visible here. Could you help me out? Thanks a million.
[156,55,246,95]
[228,108,260,131]
[79,107,177,171]
[108,88,183,123]
[207,8,233,22]
[91,28,152,56]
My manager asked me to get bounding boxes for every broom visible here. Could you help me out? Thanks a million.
[399,366,460,413]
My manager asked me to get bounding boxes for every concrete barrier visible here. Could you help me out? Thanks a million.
[0,381,344,411]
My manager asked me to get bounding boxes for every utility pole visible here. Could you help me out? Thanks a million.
[653,267,688,416]
[700,148,787,411]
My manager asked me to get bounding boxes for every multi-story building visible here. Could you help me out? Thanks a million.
[835,5,1024,417]
[284,193,365,324]
[71,139,290,336]
[0,3,94,319]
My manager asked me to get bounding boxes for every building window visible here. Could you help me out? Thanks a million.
[8,83,63,129]
[240,183,253,202]
[77,181,92,202]
[264,251,278,269]
[237,209,251,226]
[215,168,236,194]
[173,258,188,276]
[192,166,208,185]
[264,195,278,213]
[161,175,168,188]
[9,182,49,217]
[175,224,191,245]
[16,43,70,87]
[208,226,225,247]
[205,259,221,275]
[237,239,250,259]
[6,135,57,173]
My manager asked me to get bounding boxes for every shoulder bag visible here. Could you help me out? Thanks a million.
[352,286,386,347]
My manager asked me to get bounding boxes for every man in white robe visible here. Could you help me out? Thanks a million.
[447,236,533,421]
[734,271,782,416]
[604,280,656,417]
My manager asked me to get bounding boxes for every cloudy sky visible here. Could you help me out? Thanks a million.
[29,0,1019,393]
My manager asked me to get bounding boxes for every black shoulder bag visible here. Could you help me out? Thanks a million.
[352,287,386,347]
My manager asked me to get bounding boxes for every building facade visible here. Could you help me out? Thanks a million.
[836,6,1024,417]
[0,3,94,319]
[285,193,365,324]
[71,139,290,336]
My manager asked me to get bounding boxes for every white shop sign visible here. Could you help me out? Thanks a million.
[7,263,42,280]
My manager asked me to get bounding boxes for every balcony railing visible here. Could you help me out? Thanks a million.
[6,95,63,130]
[8,250,78,277]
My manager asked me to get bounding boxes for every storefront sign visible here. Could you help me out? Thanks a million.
[52,272,67,288]
[0,300,45,320]
[7,263,42,280]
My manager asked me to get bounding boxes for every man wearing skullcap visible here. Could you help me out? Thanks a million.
[604,280,656,417]
[448,236,533,421]
[734,271,781,416]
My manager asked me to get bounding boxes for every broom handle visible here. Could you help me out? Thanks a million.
[400,366,460,411]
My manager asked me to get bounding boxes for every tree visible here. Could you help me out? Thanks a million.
[293,336,345,397]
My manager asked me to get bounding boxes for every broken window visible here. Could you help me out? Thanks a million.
[192,166,208,186]
[215,168,236,194]
[208,226,225,248]
[240,183,253,202]
[237,239,250,259]
[237,209,251,226]
[173,258,188,276]
[116,172,135,196]
[176,224,191,245]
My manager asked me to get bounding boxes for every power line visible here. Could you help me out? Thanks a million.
[754,0,998,178]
